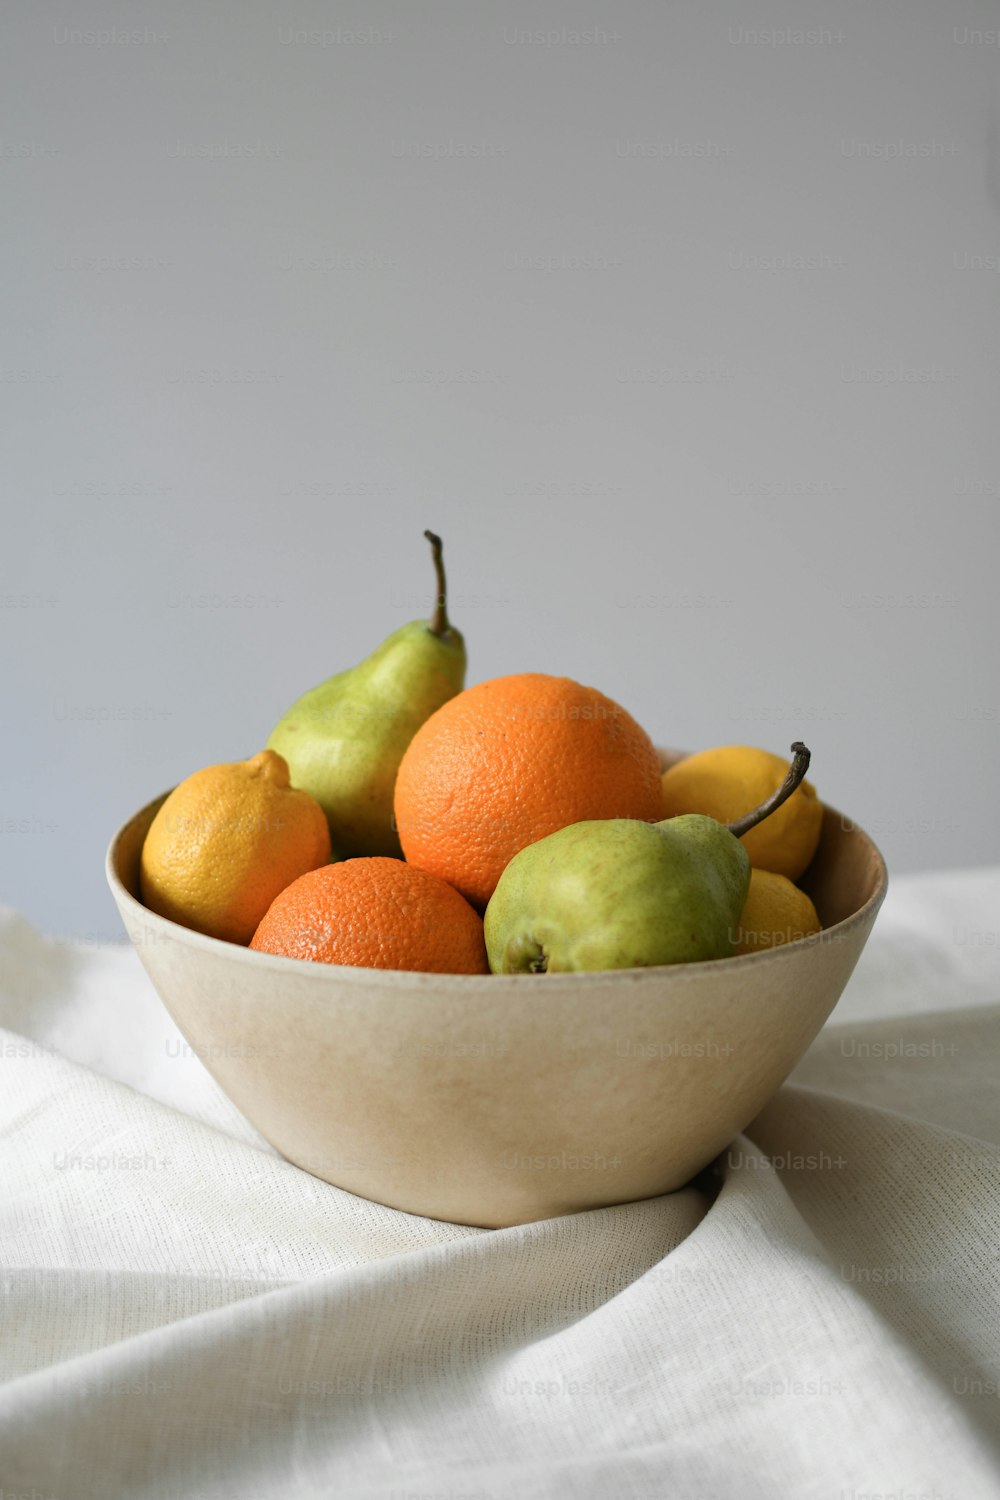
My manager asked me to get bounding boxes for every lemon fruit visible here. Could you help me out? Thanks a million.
[733,868,822,955]
[140,749,331,944]
[660,744,823,881]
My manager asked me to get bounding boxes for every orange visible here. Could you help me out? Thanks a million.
[140,749,331,945]
[250,857,488,973]
[660,744,823,881]
[393,673,664,909]
[733,868,822,955]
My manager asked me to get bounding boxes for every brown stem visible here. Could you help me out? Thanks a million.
[727,742,811,839]
[424,530,450,638]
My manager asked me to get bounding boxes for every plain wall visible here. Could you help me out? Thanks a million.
[2,0,998,939]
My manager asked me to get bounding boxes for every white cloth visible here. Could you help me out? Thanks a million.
[1,869,999,1499]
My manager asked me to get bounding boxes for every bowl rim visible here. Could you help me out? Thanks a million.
[106,787,889,991]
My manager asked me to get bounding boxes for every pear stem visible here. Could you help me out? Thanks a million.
[424,529,451,638]
[726,742,812,840]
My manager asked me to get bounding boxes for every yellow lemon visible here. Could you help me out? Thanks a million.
[661,744,823,880]
[733,868,822,955]
[140,749,331,944]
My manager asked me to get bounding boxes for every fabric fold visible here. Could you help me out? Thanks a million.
[2,871,999,1497]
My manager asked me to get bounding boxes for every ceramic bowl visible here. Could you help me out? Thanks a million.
[106,752,887,1228]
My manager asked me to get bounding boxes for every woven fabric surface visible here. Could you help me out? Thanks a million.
[1,869,999,1499]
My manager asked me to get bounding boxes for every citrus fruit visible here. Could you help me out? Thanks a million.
[660,745,822,881]
[733,868,822,955]
[393,673,664,909]
[140,749,331,945]
[249,857,488,973]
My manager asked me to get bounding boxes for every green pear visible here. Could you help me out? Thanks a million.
[484,744,812,973]
[267,531,466,857]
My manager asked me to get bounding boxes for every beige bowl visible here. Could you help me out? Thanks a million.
[106,753,887,1228]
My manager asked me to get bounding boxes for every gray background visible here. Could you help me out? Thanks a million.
[2,0,998,940]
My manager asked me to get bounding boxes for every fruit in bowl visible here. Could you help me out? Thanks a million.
[393,670,665,910]
[268,530,466,859]
[105,531,887,1226]
[107,757,886,1227]
[483,743,813,973]
[139,749,330,945]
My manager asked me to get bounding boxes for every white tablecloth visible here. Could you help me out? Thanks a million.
[2,869,999,1498]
